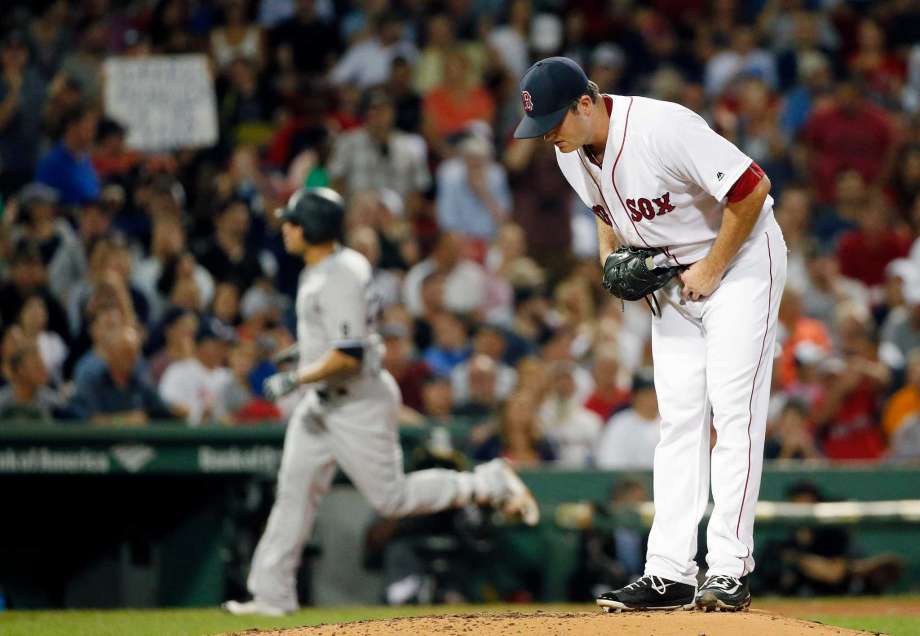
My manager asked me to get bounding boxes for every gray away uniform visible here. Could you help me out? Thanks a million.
[247,247,508,611]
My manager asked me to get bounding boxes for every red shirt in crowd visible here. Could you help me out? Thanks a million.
[801,102,896,204]
[815,380,886,460]
[836,229,911,287]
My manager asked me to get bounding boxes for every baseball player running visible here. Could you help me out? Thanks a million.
[223,188,538,616]
[514,58,787,612]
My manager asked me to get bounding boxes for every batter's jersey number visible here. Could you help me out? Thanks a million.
[626,192,675,222]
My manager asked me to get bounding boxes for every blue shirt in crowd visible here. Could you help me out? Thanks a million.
[69,359,171,420]
[35,142,101,205]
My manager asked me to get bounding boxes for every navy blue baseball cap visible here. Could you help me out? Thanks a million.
[513,57,590,139]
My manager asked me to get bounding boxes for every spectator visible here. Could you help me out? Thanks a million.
[881,277,920,373]
[801,80,897,205]
[386,55,423,134]
[451,354,503,420]
[0,244,71,343]
[91,117,140,180]
[583,346,631,421]
[777,287,833,389]
[836,194,911,290]
[35,103,100,206]
[67,236,148,335]
[147,307,199,384]
[704,26,778,98]
[217,58,274,144]
[330,12,417,89]
[327,90,431,205]
[486,0,532,80]
[435,133,511,244]
[812,307,890,461]
[451,325,516,404]
[48,199,113,305]
[779,51,834,139]
[882,348,920,451]
[69,325,183,425]
[135,214,215,322]
[764,398,820,460]
[595,371,660,470]
[269,0,341,75]
[799,243,868,328]
[194,198,265,291]
[0,341,63,423]
[422,312,470,378]
[422,48,495,159]
[0,30,46,196]
[16,295,68,385]
[403,232,487,317]
[217,339,280,424]
[474,390,556,467]
[70,304,129,384]
[504,139,574,275]
[382,324,431,413]
[10,182,74,267]
[159,322,234,425]
[421,375,455,425]
[538,361,603,468]
[210,0,265,74]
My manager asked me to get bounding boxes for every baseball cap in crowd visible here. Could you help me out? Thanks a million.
[513,57,589,139]
[18,182,59,207]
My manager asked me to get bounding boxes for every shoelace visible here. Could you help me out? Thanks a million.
[704,575,738,591]
[624,574,671,594]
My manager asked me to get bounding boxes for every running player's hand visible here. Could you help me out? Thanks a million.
[263,371,300,401]
[679,258,723,301]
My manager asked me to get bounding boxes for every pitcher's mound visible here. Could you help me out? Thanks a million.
[225,609,877,636]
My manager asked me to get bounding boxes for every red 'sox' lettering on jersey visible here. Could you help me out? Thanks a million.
[591,205,613,226]
[626,192,675,222]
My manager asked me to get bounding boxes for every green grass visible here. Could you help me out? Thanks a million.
[806,615,920,636]
[0,603,917,636]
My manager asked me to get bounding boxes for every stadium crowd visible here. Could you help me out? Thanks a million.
[1,0,919,466]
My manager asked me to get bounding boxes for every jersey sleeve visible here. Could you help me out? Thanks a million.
[655,105,752,202]
[319,267,368,349]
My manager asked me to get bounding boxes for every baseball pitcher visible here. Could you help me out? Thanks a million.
[223,188,538,616]
[514,57,787,612]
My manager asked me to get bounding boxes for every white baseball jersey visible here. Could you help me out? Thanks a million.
[551,93,789,584]
[556,95,774,264]
[295,246,383,382]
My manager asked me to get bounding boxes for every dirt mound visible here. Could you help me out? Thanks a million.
[223,610,878,636]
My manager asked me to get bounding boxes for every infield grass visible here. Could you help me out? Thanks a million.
[0,600,917,636]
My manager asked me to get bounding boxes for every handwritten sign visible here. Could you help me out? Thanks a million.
[104,55,218,151]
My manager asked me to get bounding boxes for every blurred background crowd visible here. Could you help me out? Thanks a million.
[1,0,920,468]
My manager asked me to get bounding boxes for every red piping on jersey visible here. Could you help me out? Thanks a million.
[736,230,774,553]
[727,161,765,203]
[578,151,624,239]
[609,97,655,251]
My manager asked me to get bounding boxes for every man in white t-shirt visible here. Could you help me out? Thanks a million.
[595,371,660,470]
[158,322,233,425]
[514,57,787,612]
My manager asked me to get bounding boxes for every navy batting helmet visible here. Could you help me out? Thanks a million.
[276,187,345,244]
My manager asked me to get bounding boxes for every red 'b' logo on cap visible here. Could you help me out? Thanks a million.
[521,90,533,112]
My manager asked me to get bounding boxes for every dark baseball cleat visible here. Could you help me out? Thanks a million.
[695,574,751,612]
[596,575,696,612]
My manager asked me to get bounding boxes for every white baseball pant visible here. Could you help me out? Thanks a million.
[644,215,787,585]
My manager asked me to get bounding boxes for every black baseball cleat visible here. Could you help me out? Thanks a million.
[596,574,696,612]
[695,574,751,612]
